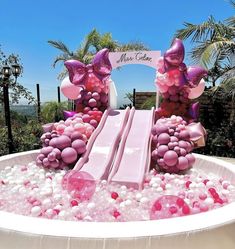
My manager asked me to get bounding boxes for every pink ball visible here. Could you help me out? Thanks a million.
[72,139,86,154]
[163,150,178,166]
[61,147,77,164]
[88,98,97,107]
[157,145,168,157]
[62,170,96,201]
[177,156,189,170]
[158,133,171,145]
[178,140,188,149]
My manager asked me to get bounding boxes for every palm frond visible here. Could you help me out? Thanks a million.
[117,42,149,51]
[52,54,70,67]
[175,16,218,42]
[48,40,73,56]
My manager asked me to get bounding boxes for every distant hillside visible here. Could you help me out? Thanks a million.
[0,105,37,116]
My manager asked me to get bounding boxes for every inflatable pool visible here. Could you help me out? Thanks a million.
[0,150,235,249]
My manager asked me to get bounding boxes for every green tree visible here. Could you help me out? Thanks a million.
[175,1,235,87]
[0,46,35,104]
[48,29,149,80]
[41,101,69,123]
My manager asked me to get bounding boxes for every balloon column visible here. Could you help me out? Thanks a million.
[155,38,207,121]
[36,49,112,170]
[62,48,112,113]
[152,39,207,173]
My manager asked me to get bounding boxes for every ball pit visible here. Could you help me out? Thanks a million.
[0,151,235,249]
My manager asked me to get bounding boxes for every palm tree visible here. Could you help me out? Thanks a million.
[48,29,149,80]
[175,2,235,87]
[175,1,235,134]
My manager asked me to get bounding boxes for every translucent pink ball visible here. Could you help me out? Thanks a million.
[163,150,178,166]
[62,170,96,201]
[61,147,77,164]
[158,133,171,145]
[185,154,196,166]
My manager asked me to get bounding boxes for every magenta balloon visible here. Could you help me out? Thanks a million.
[163,150,178,166]
[157,145,169,157]
[151,149,159,161]
[158,133,171,145]
[164,38,185,67]
[72,139,86,154]
[185,154,196,166]
[92,92,100,100]
[71,131,83,141]
[63,111,77,120]
[186,66,207,87]
[179,130,190,140]
[53,148,61,159]
[188,79,205,99]
[177,156,189,170]
[61,147,77,164]
[88,98,97,107]
[155,124,169,135]
[41,146,54,156]
[56,135,71,150]
[61,76,82,100]
[188,102,200,120]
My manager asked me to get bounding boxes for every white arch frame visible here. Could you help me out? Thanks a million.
[108,51,161,108]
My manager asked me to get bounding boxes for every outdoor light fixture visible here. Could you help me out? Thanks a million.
[0,57,21,153]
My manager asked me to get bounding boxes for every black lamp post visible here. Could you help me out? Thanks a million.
[1,59,21,154]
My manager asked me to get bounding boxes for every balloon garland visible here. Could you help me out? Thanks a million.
[152,39,207,173]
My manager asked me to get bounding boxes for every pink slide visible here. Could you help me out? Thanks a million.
[76,107,131,180]
[74,108,111,171]
[110,107,155,189]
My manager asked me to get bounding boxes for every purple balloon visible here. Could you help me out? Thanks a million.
[63,111,77,120]
[186,66,207,87]
[164,38,185,67]
[188,102,200,121]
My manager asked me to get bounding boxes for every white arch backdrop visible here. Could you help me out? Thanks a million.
[108,51,161,108]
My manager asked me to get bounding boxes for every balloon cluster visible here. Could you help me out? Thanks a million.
[151,115,196,173]
[155,39,207,121]
[76,78,109,113]
[36,132,86,169]
[36,113,98,169]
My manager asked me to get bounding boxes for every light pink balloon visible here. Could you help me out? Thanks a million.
[158,84,169,93]
[188,79,205,99]
[61,76,82,100]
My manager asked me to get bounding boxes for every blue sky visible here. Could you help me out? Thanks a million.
[0,0,234,106]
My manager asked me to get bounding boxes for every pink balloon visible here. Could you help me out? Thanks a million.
[158,84,169,93]
[188,79,205,99]
[163,150,178,166]
[61,147,77,164]
[61,76,82,100]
